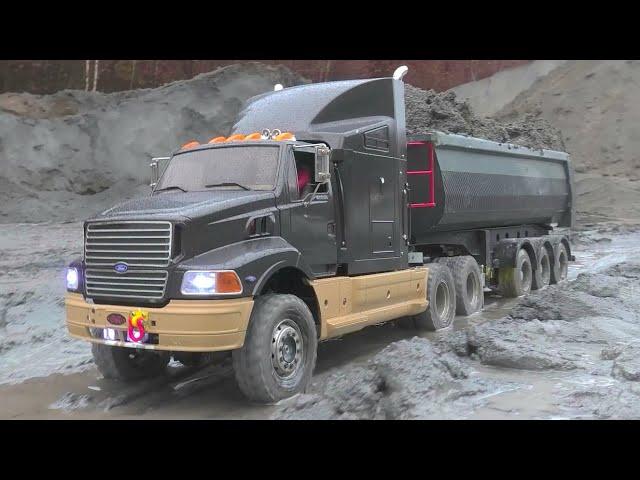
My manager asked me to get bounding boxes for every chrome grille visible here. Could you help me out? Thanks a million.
[85,269,168,300]
[84,221,172,300]
[85,221,172,268]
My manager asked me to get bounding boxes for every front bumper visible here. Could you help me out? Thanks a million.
[65,293,254,352]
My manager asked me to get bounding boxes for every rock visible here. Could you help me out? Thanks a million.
[612,345,640,381]
[465,319,579,371]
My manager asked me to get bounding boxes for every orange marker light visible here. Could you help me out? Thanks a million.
[275,132,296,141]
[216,271,243,294]
[181,140,200,150]
[226,134,246,142]
[244,132,262,141]
[208,136,226,144]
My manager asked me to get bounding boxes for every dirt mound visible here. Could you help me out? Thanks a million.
[273,337,511,420]
[0,62,307,223]
[497,60,640,179]
[494,60,640,224]
[404,84,565,151]
[440,263,640,374]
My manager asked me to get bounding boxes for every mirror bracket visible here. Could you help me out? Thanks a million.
[149,156,170,192]
[315,145,331,183]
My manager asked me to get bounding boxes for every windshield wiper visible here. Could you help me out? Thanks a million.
[155,185,187,193]
[204,182,251,191]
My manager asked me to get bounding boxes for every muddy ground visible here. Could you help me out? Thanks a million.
[3,61,640,419]
[2,223,640,419]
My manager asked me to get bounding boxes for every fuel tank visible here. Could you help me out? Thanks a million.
[407,131,574,243]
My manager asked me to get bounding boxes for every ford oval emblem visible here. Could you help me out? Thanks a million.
[107,313,126,325]
[114,262,128,274]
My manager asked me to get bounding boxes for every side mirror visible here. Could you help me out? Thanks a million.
[150,156,170,191]
[315,145,331,183]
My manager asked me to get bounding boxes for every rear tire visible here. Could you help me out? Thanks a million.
[436,256,484,316]
[232,294,317,403]
[499,248,533,298]
[91,343,169,381]
[411,262,457,330]
[550,243,569,284]
[532,247,551,290]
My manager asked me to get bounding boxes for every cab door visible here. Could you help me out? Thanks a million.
[283,149,337,276]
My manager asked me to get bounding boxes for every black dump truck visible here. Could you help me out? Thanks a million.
[65,67,574,402]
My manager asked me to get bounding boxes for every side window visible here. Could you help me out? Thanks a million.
[292,150,328,200]
[287,152,300,201]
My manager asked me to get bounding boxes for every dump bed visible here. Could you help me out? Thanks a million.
[407,131,574,242]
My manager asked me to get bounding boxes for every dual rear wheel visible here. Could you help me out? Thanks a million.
[400,255,484,331]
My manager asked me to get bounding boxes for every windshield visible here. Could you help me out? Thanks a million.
[155,145,280,192]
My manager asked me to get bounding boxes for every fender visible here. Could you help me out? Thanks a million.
[175,236,314,298]
[543,234,575,263]
[493,238,538,269]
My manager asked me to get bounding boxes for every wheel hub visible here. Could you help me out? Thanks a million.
[271,320,303,378]
[435,281,450,318]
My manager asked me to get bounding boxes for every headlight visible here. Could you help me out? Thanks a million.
[66,267,79,291]
[181,270,243,295]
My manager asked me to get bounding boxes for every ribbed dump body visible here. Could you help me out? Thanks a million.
[408,132,573,239]
[84,221,172,301]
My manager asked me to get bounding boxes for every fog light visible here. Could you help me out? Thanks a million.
[66,267,79,291]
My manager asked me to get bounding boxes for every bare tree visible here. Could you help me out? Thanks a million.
[323,60,333,82]
[85,60,91,91]
[92,60,100,92]
[130,60,137,89]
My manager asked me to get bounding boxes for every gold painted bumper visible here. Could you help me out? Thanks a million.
[65,293,254,352]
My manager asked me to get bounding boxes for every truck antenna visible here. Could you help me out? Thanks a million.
[393,65,409,81]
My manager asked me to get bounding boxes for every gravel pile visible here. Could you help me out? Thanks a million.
[404,84,565,151]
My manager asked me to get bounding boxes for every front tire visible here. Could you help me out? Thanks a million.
[92,343,169,381]
[232,294,318,403]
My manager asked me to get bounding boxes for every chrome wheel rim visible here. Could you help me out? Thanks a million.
[271,319,303,379]
[540,254,551,285]
[435,281,451,319]
[466,272,480,307]
[519,258,532,292]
